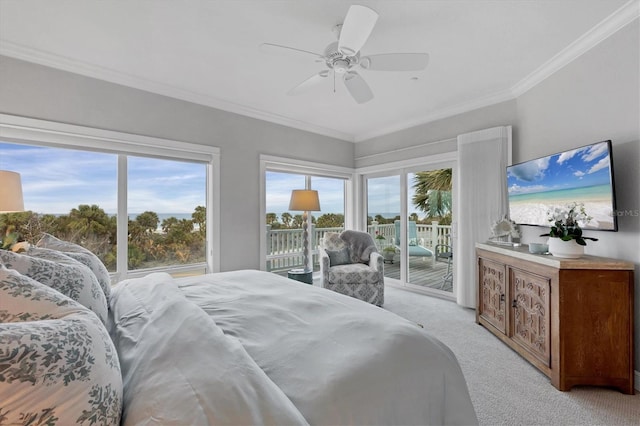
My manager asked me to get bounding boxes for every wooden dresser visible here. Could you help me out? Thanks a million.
[476,242,635,394]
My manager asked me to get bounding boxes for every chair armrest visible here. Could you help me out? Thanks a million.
[370,252,384,272]
[318,246,330,285]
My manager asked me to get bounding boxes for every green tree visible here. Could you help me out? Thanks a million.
[135,211,159,234]
[413,169,452,219]
[292,214,304,228]
[316,213,344,228]
[192,206,206,237]
[266,212,278,225]
[281,212,292,228]
[161,216,179,233]
[68,204,112,238]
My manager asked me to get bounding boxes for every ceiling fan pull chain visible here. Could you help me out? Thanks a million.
[333,70,336,93]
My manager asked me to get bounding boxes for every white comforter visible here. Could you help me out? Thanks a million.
[109,269,477,425]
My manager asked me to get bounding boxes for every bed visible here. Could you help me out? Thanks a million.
[1,235,478,425]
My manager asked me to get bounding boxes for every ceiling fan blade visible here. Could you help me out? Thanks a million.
[361,53,430,71]
[338,5,379,56]
[287,70,330,95]
[343,71,374,104]
[260,43,324,61]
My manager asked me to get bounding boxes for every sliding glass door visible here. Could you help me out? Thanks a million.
[366,174,400,282]
[364,162,455,296]
[406,168,453,292]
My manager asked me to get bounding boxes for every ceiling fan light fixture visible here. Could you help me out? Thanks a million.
[333,59,349,74]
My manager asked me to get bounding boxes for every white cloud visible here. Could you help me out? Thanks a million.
[581,142,608,162]
[588,156,610,174]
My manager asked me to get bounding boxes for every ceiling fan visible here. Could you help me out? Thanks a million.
[260,5,429,104]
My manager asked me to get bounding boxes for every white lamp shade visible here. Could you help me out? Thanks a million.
[0,170,25,213]
[289,190,321,211]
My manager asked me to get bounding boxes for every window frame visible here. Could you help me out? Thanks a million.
[0,113,220,281]
[259,154,355,272]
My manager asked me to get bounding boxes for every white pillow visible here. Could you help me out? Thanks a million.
[0,266,122,424]
[36,233,112,302]
[0,248,108,324]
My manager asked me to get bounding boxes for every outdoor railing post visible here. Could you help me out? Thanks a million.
[431,221,439,266]
[266,224,272,271]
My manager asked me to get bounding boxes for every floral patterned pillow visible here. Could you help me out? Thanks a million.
[0,266,122,425]
[322,232,347,251]
[36,233,112,302]
[0,249,108,324]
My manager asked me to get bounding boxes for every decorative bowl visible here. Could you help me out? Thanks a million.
[528,243,549,254]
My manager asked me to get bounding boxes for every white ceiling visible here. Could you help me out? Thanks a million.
[0,1,637,142]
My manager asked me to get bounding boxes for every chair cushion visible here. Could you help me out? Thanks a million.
[408,245,433,257]
[326,247,351,266]
[329,263,380,284]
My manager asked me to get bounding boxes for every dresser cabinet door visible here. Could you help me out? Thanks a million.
[510,267,551,367]
[478,257,507,334]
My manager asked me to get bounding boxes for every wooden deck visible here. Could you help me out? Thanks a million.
[382,256,453,292]
[274,255,453,293]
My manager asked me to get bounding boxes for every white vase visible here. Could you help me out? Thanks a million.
[547,238,584,259]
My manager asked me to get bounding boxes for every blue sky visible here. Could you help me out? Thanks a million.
[3,141,434,218]
[507,141,612,195]
[265,172,426,218]
[1,142,205,214]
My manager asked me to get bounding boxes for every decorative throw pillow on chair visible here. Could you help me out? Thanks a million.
[326,247,351,266]
[322,232,346,250]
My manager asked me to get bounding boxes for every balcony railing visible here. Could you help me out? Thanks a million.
[266,222,451,272]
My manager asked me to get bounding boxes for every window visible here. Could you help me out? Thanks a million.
[0,114,219,282]
[127,156,207,271]
[260,156,353,274]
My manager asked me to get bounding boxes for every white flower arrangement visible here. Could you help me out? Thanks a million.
[540,202,598,246]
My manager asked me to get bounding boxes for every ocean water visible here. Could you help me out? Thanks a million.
[509,184,613,204]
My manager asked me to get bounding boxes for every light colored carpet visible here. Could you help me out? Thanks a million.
[381,285,640,426]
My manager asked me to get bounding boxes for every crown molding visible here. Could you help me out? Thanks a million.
[1,1,636,144]
[511,0,639,97]
[353,88,515,142]
[356,0,639,143]
[0,41,355,142]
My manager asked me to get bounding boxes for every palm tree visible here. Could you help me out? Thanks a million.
[281,212,292,228]
[68,204,112,239]
[192,206,206,237]
[412,169,452,218]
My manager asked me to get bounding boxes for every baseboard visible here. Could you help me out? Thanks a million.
[635,370,639,392]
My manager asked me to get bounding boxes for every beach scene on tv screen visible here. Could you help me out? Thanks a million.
[507,141,615,230]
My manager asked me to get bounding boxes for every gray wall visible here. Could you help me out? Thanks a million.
[516,21,640,371]
[0,55,354,272]
[355,100,517,168]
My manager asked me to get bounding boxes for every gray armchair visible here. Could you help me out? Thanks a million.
[318,230,384,306]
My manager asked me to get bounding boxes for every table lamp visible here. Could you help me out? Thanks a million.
[0,170,25,213]
[289,189,321,272]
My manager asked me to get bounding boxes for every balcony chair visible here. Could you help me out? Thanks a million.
[318,230,384,306]
[394,220,434,259]
[434,244,453,289]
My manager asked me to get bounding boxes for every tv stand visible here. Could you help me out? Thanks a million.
[476,242,635,394]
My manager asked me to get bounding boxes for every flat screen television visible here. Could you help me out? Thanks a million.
[507,140,617,231]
